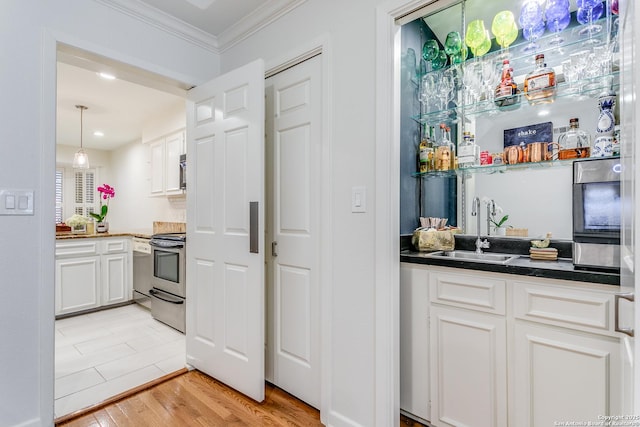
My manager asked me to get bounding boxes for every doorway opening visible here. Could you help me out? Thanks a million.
[54,43,191,419]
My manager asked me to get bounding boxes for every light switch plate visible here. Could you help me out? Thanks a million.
[0,189,34,215]
[351,186,366,213]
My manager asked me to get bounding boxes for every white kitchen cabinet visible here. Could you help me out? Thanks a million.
[55,255,100,315]
[429,270,508,427]
[511,280,621,427]
[100,239,131,306]
[149,130,185,197]
[512,321,620,426]
[55,237,132,316]
[400,263,430,422]
[422,265,621,427]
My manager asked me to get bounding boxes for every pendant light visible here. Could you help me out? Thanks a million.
[72,105,90,169]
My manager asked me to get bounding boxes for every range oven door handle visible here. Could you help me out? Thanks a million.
[149,288,184,304]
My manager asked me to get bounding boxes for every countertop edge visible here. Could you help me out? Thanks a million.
[56,231,153,240]
[400,252,620,286]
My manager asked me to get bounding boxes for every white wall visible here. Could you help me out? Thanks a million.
[221,1,385,425]
[0,1,218,426]
[109,139,187,232]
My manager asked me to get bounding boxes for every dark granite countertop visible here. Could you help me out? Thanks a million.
[401,234,620,286]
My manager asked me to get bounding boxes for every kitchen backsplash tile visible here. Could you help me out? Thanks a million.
[153,221,186,234]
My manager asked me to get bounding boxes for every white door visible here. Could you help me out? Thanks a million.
[185,59,266,402]
[619,0,637,414]
[265,54,322,408]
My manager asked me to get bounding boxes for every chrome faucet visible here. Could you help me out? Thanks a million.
[471,196,490,254]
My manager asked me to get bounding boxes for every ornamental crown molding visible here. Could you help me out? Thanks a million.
[95,0,306,54]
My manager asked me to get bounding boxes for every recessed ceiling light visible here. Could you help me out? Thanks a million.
[98,72,116,80]
[538,109,550,117]
[93,131,104,137]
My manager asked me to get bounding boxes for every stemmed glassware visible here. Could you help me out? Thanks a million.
[492,11,519,57]
[422,40,439,63]
[519,0,546,53]
[431,49,448,70]
[576,0,604,41]
[466,20,492,59]
[481,58,502,113]
[444,31,462,63]
[545,0,571,46]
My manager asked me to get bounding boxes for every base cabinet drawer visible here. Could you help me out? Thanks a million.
[513,281,615,335]
[150,288,185,333]
[430,270,506,315]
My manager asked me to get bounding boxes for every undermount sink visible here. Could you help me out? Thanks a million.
[424,250,520,264]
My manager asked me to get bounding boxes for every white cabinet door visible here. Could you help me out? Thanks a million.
[101,253,129,306]
[430,305,507,427]
[165,131,185,195]
[55,256,100,315]
[150,139,165,196]
[400,263,430,422]
[513,321,621,426]
[186,59,265,402]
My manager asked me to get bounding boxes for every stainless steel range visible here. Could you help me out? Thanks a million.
[149,232,186,333]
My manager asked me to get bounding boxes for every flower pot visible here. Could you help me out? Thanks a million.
[96,222,109,233]
[494,227,507,236]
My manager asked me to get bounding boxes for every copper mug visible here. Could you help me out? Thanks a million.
[504,145,524,164]
[558,146,590,160]
[524,142,558,162]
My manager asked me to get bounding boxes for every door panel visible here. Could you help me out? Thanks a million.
[619,0,636,414]
[186,59,265,402]
[266,54,322,408]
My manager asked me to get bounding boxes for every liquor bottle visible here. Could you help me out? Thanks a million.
[435,123,451,171]
[558,118,591,150]
[458,131,480,168]
[445,125,457,170]
[524,53,556,105]
[494,59,520,110]
[418,124,429,173]
[592,89,617,157]
[427,126,436,171]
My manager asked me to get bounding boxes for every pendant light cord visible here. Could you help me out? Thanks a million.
[76,105,87,149]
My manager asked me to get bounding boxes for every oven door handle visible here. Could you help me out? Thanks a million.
[149,288,184,304]
[149,241,184,249]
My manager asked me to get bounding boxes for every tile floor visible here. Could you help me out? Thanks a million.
[54,303,186,418]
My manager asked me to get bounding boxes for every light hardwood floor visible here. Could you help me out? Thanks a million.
[56,370,323,426]
[55,366,431,426]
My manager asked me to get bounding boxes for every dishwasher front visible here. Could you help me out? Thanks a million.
[132,237,152,309]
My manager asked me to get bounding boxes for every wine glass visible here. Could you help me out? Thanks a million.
[519,0,545,53]
[465,20,488,54]
[472,31,492,58]
[431,49,448,70]
[545,0,571,46]
[577,0,604,40]
[444,31,462,63]
[450,43,468,65]
[492,11,518,55]
[422,39,439,62]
